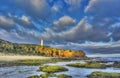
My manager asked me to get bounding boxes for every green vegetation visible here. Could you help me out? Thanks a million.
[85,62,106,68]
[27,75,39,78]
[67,63,85,67]
[67,62,106,68]
[0,39,40,55]
[40,73,57,78]
[58,74,72,78]
[38,65,68,73]
[87,71,120,78]
[28,74,72,78]
[12,59,61,66]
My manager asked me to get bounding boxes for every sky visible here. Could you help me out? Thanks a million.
[0,0,120,56]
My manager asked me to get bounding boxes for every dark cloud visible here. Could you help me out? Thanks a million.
[53,15,76,27]
[52,15,76,32]
[58,17,92,41]
[0,16,15,30]
[110,23,120,41]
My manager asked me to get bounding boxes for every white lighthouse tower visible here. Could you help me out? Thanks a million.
[40,39,44,46]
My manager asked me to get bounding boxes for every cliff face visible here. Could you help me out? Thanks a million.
[0,39,86,57]
[35,46,86,57]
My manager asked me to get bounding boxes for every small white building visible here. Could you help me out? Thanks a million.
[40,39,44,46]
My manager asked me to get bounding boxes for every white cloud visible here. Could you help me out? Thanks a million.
[53,15,76,27]
[111,23,120,28]
[52,5,59,12]
[51,4,63,13]
[85,0,96,12]
[65,0,82,11]
[29,0,48,12]
[21,15,30,24]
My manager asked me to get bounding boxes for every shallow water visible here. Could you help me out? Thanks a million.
[0,66,43,78]
[0,61,120,78]
[46,61,120,78]
[92,57,120,62]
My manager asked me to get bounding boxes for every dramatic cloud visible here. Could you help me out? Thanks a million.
[110,23,120,41]
[53,15,76,27]
[0,16,15,30]
[21,15,30,24]
[58,17,92,41]
[44,15,76,33]
[42,17,110,42]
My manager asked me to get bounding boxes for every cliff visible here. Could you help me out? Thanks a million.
[35,46,86,57]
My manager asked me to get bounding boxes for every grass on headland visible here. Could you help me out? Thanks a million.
[87,71,120,78]
[58,74,72,78]
[67,62,106,68]
[38,65,68,73]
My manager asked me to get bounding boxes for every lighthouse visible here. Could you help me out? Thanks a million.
[40,39,44,46]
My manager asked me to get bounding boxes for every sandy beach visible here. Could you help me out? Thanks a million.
[0,53,51,61]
